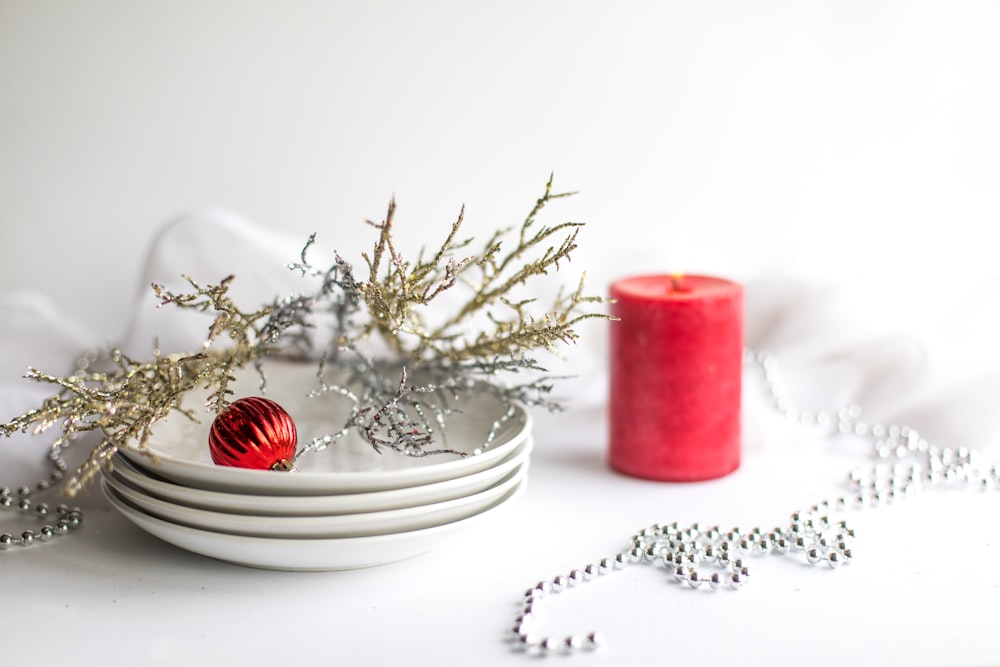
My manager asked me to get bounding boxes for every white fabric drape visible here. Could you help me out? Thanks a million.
[5,210,998,465]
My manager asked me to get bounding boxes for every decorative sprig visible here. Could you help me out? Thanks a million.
[2,347,228,493]
[1,176,613,495]
[352,174,607,364]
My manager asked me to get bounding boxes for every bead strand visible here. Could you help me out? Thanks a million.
[0,490,83,548]
[0,435,84,551]
[511,349,997,655]
[512,557,626,654]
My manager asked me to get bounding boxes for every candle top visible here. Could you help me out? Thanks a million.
[610,274,741,302]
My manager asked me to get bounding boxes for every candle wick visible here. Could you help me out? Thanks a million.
[669,275,690,293]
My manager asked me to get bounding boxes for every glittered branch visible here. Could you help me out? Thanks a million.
[2,272,280,493]
[152,274,275,353]
[352,367,467,458]
[348,175,604,365]
[1,175,612,495]
[3,347,222,493]
[358,200,475,355]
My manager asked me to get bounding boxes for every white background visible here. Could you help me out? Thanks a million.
[3,1,1000,343]
[3,2,1000,666]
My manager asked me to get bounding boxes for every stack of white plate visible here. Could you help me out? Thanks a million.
[101,362,532,571]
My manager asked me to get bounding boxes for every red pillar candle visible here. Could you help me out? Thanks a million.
[609,274,743,481]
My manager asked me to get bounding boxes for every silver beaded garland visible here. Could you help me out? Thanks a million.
[0,439,83,551]
[510,348,1000,655]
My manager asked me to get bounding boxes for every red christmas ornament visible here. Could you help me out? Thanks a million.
[209,397,298,471]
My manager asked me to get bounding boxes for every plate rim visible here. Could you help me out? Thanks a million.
[107,438,533,515]
[119,400,532,495]
[103,474,527,571]
[102,459,528,538]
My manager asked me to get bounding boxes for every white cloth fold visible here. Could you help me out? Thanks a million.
[0,290,99,418]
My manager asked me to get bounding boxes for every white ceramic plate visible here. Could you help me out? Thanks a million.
[103,459,527,538]
[103,474,527,570]
[119,360,532,495]
[107,438,532,516]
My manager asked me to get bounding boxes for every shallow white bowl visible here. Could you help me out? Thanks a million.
[119,360,532,495]
[103,474,527,570]
[103,459,527,538]
[107,438,532,516]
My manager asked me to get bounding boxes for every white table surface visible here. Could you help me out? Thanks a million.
[4,391,999,667]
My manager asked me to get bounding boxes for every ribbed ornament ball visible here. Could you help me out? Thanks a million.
[208,397,298,470]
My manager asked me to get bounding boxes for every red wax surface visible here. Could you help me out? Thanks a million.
[609,274,743,481]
